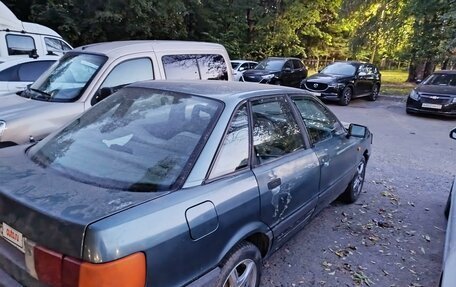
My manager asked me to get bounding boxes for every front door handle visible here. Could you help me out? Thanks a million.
[268,178,282,190]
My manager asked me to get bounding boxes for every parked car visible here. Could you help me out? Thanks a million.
[0,2,72,60]
[241,57,308,87]
[0,55,58,96]
[442,127,456,287]
[0,40,232,148]
[301,61,381,106]
[0,81,372,287]
[406,71,456,117]
[231,60,257,81]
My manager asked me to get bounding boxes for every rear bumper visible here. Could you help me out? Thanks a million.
[0,238,44,287]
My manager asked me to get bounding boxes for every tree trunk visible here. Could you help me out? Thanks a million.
[406,61,417,82]
[442,58,449,70]
[423,61,435,79]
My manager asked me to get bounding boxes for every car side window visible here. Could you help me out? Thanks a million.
[101,58,154,90]
[92,58,154,105]
[249,63,257,69]
[0,65,19,81]
[292,97,345,145]
[283,60,293,70]
[239,63,248,71]
[358,65,368,75]
[17,61,55,82]
[251,97,304,164]
[209,104,249,179]
[292,60,303,70]
[6,34,36,56]
[163,54,228,80]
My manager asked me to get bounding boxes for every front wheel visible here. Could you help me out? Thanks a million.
[368,84,380,101]
[341,157,366,203]
[339,87,352,106]
[216,242,261,287]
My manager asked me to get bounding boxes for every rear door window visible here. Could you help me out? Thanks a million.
[45,37,72,53]
[6,34,36,55]
[0,65,19,81]
[162,54,228,80]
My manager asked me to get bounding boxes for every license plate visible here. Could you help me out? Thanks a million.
[1,223,25,252]
[309,91,321,97]
[422,103,442,109]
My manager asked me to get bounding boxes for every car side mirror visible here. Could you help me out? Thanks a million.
[348,123,368,138]
[92,87,115,105]
[238,66,245,71]
[415,79,422,84]
[450,128,456,140]
[283,67,292,73]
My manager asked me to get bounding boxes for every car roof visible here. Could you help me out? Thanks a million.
[264,57,301,61]
[129,80,304,102]
[232,60,257,63]
[0,55,59,68]
[72,40,227,57]
[434,70,456,74]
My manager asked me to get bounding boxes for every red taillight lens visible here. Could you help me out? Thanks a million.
[25,240,145,287]
[34,245,63,287]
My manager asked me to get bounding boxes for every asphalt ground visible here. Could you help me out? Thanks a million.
[261,96,456,287]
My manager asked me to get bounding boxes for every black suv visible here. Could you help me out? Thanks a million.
[301,61,381,105]
[241,57,308,88]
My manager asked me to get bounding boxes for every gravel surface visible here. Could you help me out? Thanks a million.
[261,96,456,287]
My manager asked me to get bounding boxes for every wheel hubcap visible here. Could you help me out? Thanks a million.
[223,259,258,287]
[353,161,365,195]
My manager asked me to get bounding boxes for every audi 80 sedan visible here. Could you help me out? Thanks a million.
[0,81,372,287]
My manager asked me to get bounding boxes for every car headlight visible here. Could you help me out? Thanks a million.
[0,121,6,139]
[329,83,345,89]
[261,74,275,80]
[409,90,420,100]
[452,97,456,103]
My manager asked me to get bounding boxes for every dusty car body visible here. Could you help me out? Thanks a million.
[442,127,456,286]
[0,81,372,287]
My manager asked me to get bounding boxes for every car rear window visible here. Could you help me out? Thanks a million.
[29,87,223,192]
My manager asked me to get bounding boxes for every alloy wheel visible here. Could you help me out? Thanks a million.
[223,259,258,287]
[352,160,365,197]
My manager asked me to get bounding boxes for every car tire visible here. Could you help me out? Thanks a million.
[341,157,366,203]
[339,87,352,106]
[368,84,380,101]
[215,241,261,287]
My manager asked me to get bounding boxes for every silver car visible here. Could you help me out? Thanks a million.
[0,81,371,287]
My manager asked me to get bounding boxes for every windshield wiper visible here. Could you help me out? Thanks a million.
[30,88,52,101]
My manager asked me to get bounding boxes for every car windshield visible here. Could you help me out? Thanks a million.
[29,87,223,192]
[231,62,240,69]
[255,59,285,71]
[423,73,456,86]
[321,62,356,76]
[24,53,107,102]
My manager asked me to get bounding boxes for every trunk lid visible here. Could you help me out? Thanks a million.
[0,145,165,259]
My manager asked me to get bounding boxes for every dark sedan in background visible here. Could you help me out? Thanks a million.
[241,57,308,87]
[301,61,381,106]
[0,81,371,287]
[406,70,456,117]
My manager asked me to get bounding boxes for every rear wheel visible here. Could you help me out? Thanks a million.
[341,157,366,203]
[368,84,380,101]
[216,242,261,287]
[339,87,352,106]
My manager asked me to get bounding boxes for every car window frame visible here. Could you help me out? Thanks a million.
[205,100,252,183]
[248,94,310,167]
[290,95,347,146]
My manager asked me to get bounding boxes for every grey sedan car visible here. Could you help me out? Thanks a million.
[0,81,372,287]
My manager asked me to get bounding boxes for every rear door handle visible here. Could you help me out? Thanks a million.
[268,178,282,190]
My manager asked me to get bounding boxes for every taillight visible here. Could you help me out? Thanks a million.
[24,239,146,287]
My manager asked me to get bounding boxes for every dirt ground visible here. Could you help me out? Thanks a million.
[261,96,456,287]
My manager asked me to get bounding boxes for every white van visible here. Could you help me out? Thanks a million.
[0,2,72,60]
[0,40,232,147]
